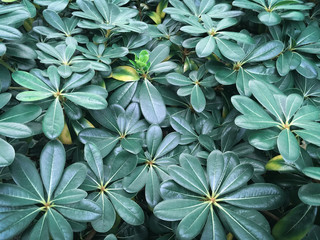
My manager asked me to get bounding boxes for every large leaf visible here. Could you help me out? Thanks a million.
[10,154,44,200]
[298,183,320,206]
[92,193,116,232]
[42,99,64,139]
[12,71,53,92]
[107,191,144,225]
[177,204,210,240]
[277,129,300,162]
[0,138,15,167]
[139,79,166,124]
[272,204,317,240]
[40,140,66,200]
[221,183,285,210]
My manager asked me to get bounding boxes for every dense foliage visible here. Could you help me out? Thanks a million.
[0,0,320,239]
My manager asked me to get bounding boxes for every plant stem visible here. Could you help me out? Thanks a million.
[0,59,15,72]
[84,229,97,240]
[262,211,280,221]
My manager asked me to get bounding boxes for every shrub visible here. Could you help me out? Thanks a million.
[0,0,320,239]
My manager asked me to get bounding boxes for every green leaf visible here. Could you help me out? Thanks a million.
[61,70,95,91]
[166,73,192,86]
[169,165,208,196]
[247,41,284,63]
[291,105,320,125]
[302,167,320,180]
[0,25,22,41]
[54,163,87,196]
[145,167,161,208]
[207,151,239,193]
[177,204,210,240]
[201,207,226,240]
[12,71,53,92]
[155,132,180,159]
[0,183,40,206]
[64,92,107,110]
[42,99,64,139]
[107,191,144,225]
[249,80,283,121]
[40,140,66,200]
[248,129,278,150]
[0,122,33,138]
[92,193,116,232]
[154,199,204,221]
[146,124,162,156]
[258,11,281,26]
[48,208,73,240]
[170,115,197,137]
[272,204,317,240]
[216,39,245,62]
[16,91,53,102]
[277,129,300,162]
[0,93,11,109]
[234,115,279,130]
[298,183,320,206]
[55,199,101,221]
[221,183,285,210]
[217,204,274,240]
[105,150,137,183]
[0,104,41,123]
[53,189,87,204]
[139,79,166,124]
[29,214,49,240]
[0,138,15,167]
[0,207,41,240]
[231,95,274,119]
[191,84,206,112]
[276,51,292,76]
[84,142,104,183]
[43,9,67,33]
[179,154,208,195]
[217,164,253,195]
[112,66,140,82]
[120,137,142,154]
[149,44,170,68]
[10,154,44,200]
[195,36,215,58]
[123,165,149,193]
[284,94,303,122]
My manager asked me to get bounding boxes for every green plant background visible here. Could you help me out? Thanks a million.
[0,0,320,239]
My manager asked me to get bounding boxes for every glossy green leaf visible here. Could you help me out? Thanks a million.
[84,142,104,183]
[107,191,144,225]
[298,183,320,206]
[272,204,317,240]
[10,154,44,200]
[12,71,53,92]
[302,167,320,180]
[191,84,206,112]
[221,183,285,210]
[40,140,66,199]
[139,79,166,124]
[145,167,161,208]
[0,122,33,138]
[154,199,203,221]
[0,207,41,240]
[0,104,41,123]
[216,39,245,62]
[277,129,300,162]
[0,183,40,206]
[0,138,15,167]
[48,208,73,240]
[217,204,273,240]
[42,99,64,139]
[217,164,253,195]
[64,92,107,110]
[247,41,284,63]
[195,36,215,58]
[177,204,210,240]
[92,193,116,232]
